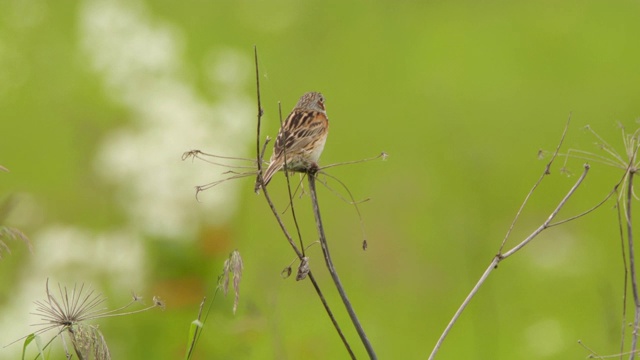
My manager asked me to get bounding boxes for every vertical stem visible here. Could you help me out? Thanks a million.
[308,174,377,359]
[616,194,630,359]
[627,170,639,360]
[254,46,263,176]
[262,183,356,359]
[252,46,354,359]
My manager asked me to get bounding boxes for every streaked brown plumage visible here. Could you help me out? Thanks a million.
[256,92,329,191]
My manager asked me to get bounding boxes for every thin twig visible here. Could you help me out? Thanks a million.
[308,173,377,359]
[429,163,590,360]
[498,114,571,253]
[252,46,355,359]
[585,125,627,166]
[182,149,257,168]
[279,101,306,255]
[280,174,307,215]
[429,256,499,360]
[578,339,604,359]
[261,156,355,359]
[563,148,622,169]
[627,168,639,359]
[320,152,388,171]
[317,172,370,248]
[254,46,265,192]
[501,164,589,258]
[547,180,620,227]
[617,188,629,360]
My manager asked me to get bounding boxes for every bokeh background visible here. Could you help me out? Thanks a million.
[2,0,640,358]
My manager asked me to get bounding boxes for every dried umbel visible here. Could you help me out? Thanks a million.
[22,279,163,359]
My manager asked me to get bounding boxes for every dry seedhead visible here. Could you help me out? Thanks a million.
[0,226,31,258]
[280,242,319,280]
[220,250,243,314]
[280,266,292,279]
[69,323,110,360]
[562,124,640,205]
[182,149,264,200]
[563,124,640,169]
[0,195,32,258]
[21,279,163,359]
[296,256,310,281]
[185,144,386,199]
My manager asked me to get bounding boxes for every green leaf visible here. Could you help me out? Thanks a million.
[184,319,203,360]
[21,333,35,360]
[21,333,45,360]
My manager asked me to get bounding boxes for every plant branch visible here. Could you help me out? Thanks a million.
[254,46,265,193]
[616,187,630,358]
[429,163,590,360]
[252,46,355,359]
[548,172,626,227]
[260,154,355,360]
[501,164,589,258]
[627,168,639,359]
[308,173,377,359]
[428,256,499,360]
[279,102,306,255]
[498,114,570,253]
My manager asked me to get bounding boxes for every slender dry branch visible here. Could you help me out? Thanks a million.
[259,132,356,360]
[308,173,377,359]
[548,171,627,228]
[429,256,499,360]
[320,152,388,171]
[278,102,306,255]
[254,46,265,192]
[429,163,590,360]
[316,172,370,248]
[616,188,630,358]
[252,46,355,359]
[560,124,640,359]
[501,164,590,258]
[499,115,571,253]
[627,169,639,359]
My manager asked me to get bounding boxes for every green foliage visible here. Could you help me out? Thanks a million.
[21,334,42,360]
[184,319,202,360]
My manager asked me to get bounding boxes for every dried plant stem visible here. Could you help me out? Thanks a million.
[254,46,265,191]
[308,173,377,359]
[616,190,630,358]
[253,46,355,359]
[502,165,589,257]
[428,117,577,359]
[428,163,590,360]
[498,115,570,253]
[627,169,639,360]
[279,102,306,255]
[261,183,355,359]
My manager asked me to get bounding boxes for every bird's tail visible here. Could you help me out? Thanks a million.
[254,159,283,193]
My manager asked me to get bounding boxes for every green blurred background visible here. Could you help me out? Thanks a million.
[1,0,640,358]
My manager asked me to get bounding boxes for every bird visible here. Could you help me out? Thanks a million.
[256,91,329,192]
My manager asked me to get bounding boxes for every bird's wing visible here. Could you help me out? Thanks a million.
[274,111,328,157]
